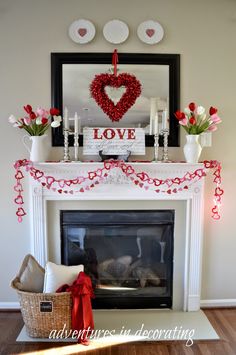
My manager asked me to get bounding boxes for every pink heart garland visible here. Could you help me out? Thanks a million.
[215,187,224,196]
[16,207,26,217]
[136,172,149,181]
[15,171,24,180]
[146,29,155,37]
[58,180,65,188]
[46,176,55,187]
[14,195,23,204]
[14,184,23,192]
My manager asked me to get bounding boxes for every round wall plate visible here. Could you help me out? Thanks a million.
[103,20,129,44]
[68,19,96,44]
[137,20,164,45]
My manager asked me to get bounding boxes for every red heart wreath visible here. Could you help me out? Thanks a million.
[90,73,142,122]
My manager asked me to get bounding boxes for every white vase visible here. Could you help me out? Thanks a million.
[183,135,202,164]
[22,135,48,162]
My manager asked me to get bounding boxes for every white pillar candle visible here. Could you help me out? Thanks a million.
[149,98,158,135]
[74,112,80,134]
[64,107,69,130]
[162,109,168,130]
[154,113,159,135]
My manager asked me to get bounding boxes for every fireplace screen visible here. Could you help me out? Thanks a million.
[61,210,174,309]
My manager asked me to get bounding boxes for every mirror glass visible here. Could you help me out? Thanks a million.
[63,64,168,131]
[51,53,180,147]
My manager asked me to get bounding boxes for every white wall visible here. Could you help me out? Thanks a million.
[0,0,236,303]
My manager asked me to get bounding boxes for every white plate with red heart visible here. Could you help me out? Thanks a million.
[137,20,164,44]
[69,19,96,44]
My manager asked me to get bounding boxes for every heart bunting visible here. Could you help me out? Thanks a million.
[90,73,142,122]
[13,159,223,222]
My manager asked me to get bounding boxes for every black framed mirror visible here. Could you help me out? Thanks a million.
[51,53,180,147]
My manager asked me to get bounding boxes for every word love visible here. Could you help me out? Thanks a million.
[83,127,145,155]
[93,128,135,140]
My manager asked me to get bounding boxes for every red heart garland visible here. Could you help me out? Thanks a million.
[16,207,26,217]
[15,170,24,180]
[90,73,142,122]
[14,195,23,205]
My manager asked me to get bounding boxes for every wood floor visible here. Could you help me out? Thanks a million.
[0,309,236,355]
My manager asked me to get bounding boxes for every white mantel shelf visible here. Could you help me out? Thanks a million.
[29,161,205,312]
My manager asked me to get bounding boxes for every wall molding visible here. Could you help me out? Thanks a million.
[1,300,236,310]
[200,299,236,308]
[0,302,20,309]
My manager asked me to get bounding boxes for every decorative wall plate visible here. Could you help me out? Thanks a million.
[137,20,164,45]
[68,19,96,44]
[103,20,129,44]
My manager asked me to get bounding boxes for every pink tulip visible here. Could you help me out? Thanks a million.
[208,124,218,132]
[210,114,222,124]
[36,107,49,116]
[179,117,188,126]
[23,117,31,126]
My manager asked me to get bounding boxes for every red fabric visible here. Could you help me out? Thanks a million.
[57,272,94,345]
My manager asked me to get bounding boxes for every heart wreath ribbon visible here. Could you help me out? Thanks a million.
[90,73,142,122]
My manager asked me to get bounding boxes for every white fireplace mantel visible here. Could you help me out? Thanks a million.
[29,162,205,312]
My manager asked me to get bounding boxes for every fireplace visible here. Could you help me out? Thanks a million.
[60,210,174,309]
[30,162,205,311]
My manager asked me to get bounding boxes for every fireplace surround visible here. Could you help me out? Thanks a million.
[29,162,204,311]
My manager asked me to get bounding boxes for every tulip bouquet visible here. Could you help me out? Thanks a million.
[9,104,61,136]
[175,102,222,135]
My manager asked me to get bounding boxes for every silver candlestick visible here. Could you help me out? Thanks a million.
[161,128,170,162]
[73,132,80,162]
[62,128,71,162]
[152,133,160,163]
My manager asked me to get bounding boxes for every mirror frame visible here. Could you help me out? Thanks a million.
[51,52,180,147]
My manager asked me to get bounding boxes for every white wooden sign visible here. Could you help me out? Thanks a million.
[83,127,145,155]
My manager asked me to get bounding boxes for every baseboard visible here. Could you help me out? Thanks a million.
[0,302,20,310]
[1,300,236,310]
[200,299,236,308]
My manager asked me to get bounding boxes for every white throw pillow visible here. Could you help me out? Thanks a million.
[43,262,84,293]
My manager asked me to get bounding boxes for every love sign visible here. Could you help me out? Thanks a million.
[83,127,145,155]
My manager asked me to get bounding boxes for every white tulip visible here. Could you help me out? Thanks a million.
[184,108,191,115]
[8,114,17,124]
[51,120,60,128]
[196,106,205,115]
[36,117,42,125]
[53,115,62,122]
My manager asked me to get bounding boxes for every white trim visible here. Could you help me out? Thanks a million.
[200,299,236,308]
[0,302,20,309]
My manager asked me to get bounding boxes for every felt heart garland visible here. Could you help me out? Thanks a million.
[14,159,223,223]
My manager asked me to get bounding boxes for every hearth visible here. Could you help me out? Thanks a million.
[60,210,174,309]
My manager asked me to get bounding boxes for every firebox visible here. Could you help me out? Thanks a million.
[60,210,174,309]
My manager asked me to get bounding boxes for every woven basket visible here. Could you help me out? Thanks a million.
[11,279,72,338]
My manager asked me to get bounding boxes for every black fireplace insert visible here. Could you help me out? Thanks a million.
[60,210,174,309]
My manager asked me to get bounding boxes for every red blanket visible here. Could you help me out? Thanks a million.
[57,271,94,345]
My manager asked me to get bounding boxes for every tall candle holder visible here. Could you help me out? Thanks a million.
[73,132,80,162]
[161,128,170,162]
[62,128,71,162]
[152,133,160,163]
